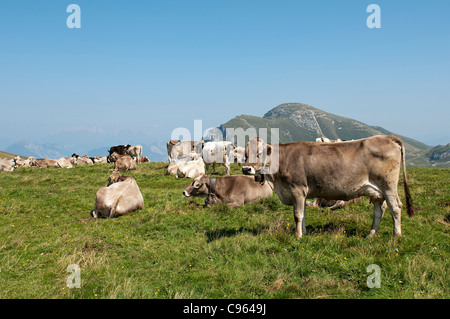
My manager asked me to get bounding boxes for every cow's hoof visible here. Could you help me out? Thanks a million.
[393,230,402,237]
[366,230,377,238]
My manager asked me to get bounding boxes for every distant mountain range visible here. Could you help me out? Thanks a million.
[219,103,449,168]
[4,140,168,162]
[1,103,449,167]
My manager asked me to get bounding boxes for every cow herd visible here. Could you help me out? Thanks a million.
[0,144,148,172]
[0,135,415,238]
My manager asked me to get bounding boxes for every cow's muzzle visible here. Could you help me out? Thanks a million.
[255,172,265,185]
[242,166,255,175]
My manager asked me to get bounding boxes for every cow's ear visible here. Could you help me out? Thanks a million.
[193,180,202,188]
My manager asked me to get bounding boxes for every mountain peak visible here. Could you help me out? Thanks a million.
[263,103,328,137]
[263,103,320,119]
[220,102,433,165]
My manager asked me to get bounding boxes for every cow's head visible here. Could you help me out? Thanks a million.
[28,156,37,167]
[107,169,121,186]
[242,137,277,183]
[107,152,119,163]
[183,175,209,197]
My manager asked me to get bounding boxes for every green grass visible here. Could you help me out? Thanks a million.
[0,163,448,299]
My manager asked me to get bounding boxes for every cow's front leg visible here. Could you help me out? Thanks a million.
[293,196,306,239]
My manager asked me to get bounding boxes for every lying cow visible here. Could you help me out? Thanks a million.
[176,158,205,179]
[109,152,136,171]
[13,156,35,168]
[91,174,144,218]
[183,175,273,207]
[93,156,108,164]
[166,158,204,179]
[34,158,58,168]
[56,157,73,168]
[242,135,414,238]
[71,154,94,166]
[306,197,363,210]
[0,158,16,171]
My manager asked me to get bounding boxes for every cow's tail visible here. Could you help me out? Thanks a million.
[391,136,414,217]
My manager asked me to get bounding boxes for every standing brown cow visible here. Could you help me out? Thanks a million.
[242,135,414,238]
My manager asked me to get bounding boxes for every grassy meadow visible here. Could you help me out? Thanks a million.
[0,162,448,299]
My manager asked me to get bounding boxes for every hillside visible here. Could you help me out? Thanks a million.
[0,163,448,298]
[0,150,25,160]
[219,103,447,167]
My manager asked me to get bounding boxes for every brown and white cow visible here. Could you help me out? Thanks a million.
[242,135,414,238]
[183,174,273,207]
[91,174,144,219]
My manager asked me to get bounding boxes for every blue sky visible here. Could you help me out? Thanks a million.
[1,0,449,149]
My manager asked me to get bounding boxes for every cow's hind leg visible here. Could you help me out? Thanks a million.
[367,200,386,238]
[385,192,403,236]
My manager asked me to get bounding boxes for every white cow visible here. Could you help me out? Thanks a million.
[201,141,234,175]
[127,145,143,163]
[56,158,73,168]
[233,146,245,164]
[176,158,205,179]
